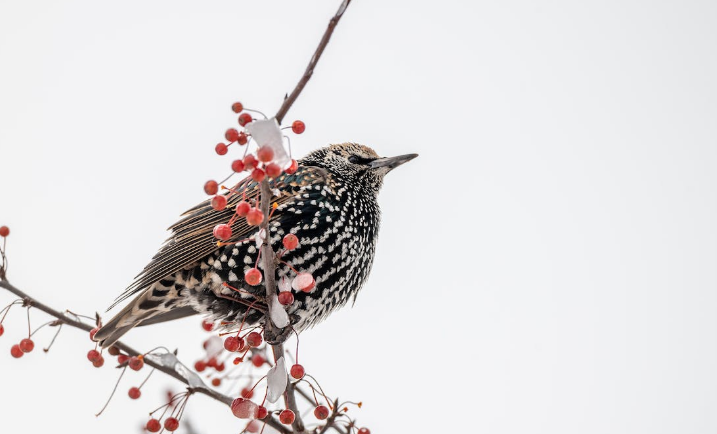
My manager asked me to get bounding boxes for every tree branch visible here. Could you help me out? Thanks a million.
[274,0,352,124]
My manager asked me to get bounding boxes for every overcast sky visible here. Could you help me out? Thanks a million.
[1,1,716,433]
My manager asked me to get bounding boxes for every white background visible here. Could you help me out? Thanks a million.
[1,1,716,433]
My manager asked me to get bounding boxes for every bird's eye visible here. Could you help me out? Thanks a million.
[348,155,372,165]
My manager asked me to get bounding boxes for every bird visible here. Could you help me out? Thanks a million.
[94,143,417,347]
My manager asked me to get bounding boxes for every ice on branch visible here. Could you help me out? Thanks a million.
[266,356,288,403]
[245,118,290,167]
[145,352,205,388]
[269,293,290,328]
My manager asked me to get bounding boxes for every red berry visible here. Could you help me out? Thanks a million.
[237,132,248,145]
[128,356,144,371]
[211,195,228,211]
[194,360,207,372]
[235,201,251,217]
[10,344,23,358]
[251,354,265,368]
[128,387,141,399]
[244,268,262,286]
[89,327,100,341]
[251,168,265,182]
[292,272,316,293]
[231,159,245,172]
[224,336,243,352]
[93,355,105,367]
[246,208,264,226]
[204,180,219,195]
[146,419,161,433]
[283,234,299,250]
[291,120,305,134]
[0,226,9,237]
[290,363,305,379]
[216,362,226,372]
[241,387,254,399]
[285,159,298,175]
[314,405,329,420]
[87,349,101,362]
[256,146,274,163]
[19,338,34,353]
[107,345,120,356]
[238,113,253,126]
[225,128,240,142]
[0,324,4,337]
[201,319,214,331]
[117,354,129,365]
[278,291,294,306]
[255,406,268,419]
[213,224,233,241]
[246,332,262,348]
[265,163,282,178]
[358,428,371,434]
[164,417,180,432]
[215,143,228,155]
[279,409,295,425]
[211,378,221,386]
[243,154,258,171]
[231,102,244,113]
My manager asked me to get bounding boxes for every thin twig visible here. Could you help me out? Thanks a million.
[274,0,353,124]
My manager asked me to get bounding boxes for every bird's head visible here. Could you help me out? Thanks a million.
[301,143,418,191]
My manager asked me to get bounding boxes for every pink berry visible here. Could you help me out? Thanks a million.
[146,419,161,433]
[291,120,305,134]
[278,291,294,306]
[215,143,228,155]
[314,405,329,420]
[290,363,305,379]
[201,319,214,331]
[231,102,244,113]
[128,356,144,371]
[235,201,251,217]
[211,195,228,211]
[265,163,282,178]
[245,208,264,226]
[231,159,245,172]
[251,168,266,182]
[237,132,248,145]
[224,336,243,352]
[19,338,34,353]
[279,409,295,425]
[225,128,240,142]
[256,146,274,163]
[89,327,99,341]
[128,387,141,399]
[204,180,219,195]
[245,268,262,286]
[213,224,232,241]
[283,234,299,250]
[164,417,180,432]
[238,113,253,126]
[246,332,262,348]
[87,349,101,362]
[0,226,9,237]
[10,344,23,358]
[255,406,268,419]
[251,354,265,368]
[243,154,258,171]
[285,159,298,175]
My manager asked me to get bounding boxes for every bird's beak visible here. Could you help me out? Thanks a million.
[369,153,418,171]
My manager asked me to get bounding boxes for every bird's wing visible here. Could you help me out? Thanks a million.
[108,165,330,310]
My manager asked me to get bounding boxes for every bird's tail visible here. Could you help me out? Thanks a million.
[93,286,198,348]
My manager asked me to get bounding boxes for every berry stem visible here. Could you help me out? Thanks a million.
[95,366,128,417]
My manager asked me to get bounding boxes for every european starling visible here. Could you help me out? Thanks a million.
[95,143,416,347]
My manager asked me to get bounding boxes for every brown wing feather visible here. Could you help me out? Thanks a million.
[108,166,329,310]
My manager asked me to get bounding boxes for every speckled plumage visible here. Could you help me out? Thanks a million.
[95,143,416,347]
